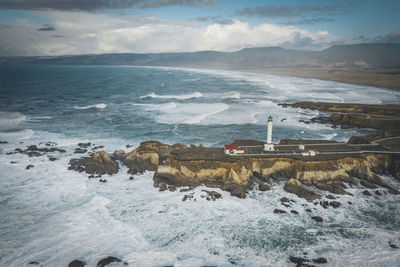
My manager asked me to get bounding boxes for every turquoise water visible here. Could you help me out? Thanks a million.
[1,64,400,266]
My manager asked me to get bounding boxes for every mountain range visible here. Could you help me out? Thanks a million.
[1,43,400,70]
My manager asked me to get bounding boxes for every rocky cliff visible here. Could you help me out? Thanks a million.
[67,141,400,200]
[152,148,400,199]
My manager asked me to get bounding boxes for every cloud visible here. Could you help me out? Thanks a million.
[0,11,341,56]
[374,31,400,43]
[283,17,335,26]
[194,16,233,25]
[236,5,344,18]
[0,0,216,11]
[138,0,217,9]
[38,25,55,31]
[0,0,141,11]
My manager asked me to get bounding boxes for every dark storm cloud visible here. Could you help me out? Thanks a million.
[38,25,55,31]
[284,17,335,26]
[236,5,344,18]
[138,0,217,9]
[0,0,141,11]
[0,0,217,10]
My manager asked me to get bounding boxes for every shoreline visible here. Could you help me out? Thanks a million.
[3,62,400,91]
[222,67,400,91]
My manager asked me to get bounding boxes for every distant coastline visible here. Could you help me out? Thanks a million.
[2,43,400,90]
[237,67,400,91]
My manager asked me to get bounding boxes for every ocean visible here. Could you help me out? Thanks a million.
[1,64,400,266]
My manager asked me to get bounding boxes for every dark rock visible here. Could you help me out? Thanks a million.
[168,185,177,192]
[319,201,329,209]
[12,144,66,157]
[375,190,382,196]
[360,180,378,189]
[388,188,400,195]
[229,186,246,198]
[159,184,167,191]
[92,146,105,151]
[88,175,95,179]
[289,256,309,264]
[68,260,86,267]
[202,190,222,201]
[38,142,57,147]
[74,148,88,154]
[306,209,312,213]
[180,187,193,192]
[129,176,134,181]
[126,144,133,148]
[291,210,299,214]
[182,193,194,201]
[284,179,321,201]
[281,203,291,208]
[311,216,323,222]
[362,190,372,196]
[313,181,346,195]
[312,257,327,264]
[78,142,91,148]
[347,192,354,196]
[348,201,353,205]
[68,151,119,175]
[10,161,17,164]
[99,179,107,183]
[259,183,270,191]
[96,256,121,267]
[326,194,336,199]
[389,244,399,249]
[48,157,57,161]
[281,197,290,203]
[329,201,341,208]
[0,140,8,144]
[274,209,287,214]
[26,164,34,170]
[28,262,40,265]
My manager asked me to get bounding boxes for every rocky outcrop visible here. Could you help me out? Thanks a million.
[283,178,321,200]
[120,141,186,174]
[68,151,119,175]
[96,257,122,267]
[66,138,400,200]
[149,144,399,199]
[153,149,251,198]
[68,260,86,267]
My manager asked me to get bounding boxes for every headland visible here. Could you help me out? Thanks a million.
[66,102,400,201]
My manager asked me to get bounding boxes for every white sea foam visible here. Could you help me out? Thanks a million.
[148,66,400,104]
[140,92,203,100]
[74,103,107,109]
[0,112,26,128]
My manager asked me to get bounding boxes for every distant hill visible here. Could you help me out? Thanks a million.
[1,43,400,69]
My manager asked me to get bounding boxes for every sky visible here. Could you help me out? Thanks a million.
[0,0,399,56]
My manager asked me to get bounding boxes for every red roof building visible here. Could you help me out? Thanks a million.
[224,144,245,155]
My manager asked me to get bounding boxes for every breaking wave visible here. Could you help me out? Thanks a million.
[74,103,107,110]
[140,92,203,100]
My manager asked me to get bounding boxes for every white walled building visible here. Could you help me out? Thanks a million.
[264,115,275,151]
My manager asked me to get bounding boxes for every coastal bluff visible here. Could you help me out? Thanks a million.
[68,140,400,200]
[67,101,400,200]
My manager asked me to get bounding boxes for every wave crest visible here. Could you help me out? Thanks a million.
[140,92,203,100]
[74,103,107,110]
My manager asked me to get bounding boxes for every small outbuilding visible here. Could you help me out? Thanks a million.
[224,144,245,155]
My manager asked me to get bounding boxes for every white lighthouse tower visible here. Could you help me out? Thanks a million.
[264,115,275,151]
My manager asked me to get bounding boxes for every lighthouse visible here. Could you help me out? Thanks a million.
[264,115,275,151]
